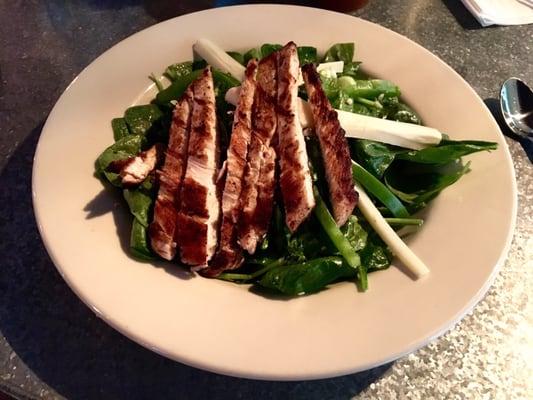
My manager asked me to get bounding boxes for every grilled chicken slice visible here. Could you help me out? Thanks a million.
[277,42,315,232]
[149,88,193,260]
[237,53,278,254]
[204,60,259,276]
[238,144,276,253]
[176,67,221,267]
[110,144,164,187]
[302,64,358,226]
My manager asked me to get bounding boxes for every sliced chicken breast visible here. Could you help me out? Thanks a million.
[176,67,221,267]
[204,60,259,276]
[237,53,278,254]
[302,64,358,226]
[149,88,193,260]
[277,42,315,232]
[110,143,164,187]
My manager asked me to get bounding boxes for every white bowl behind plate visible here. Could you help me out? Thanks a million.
[32,5,516,380]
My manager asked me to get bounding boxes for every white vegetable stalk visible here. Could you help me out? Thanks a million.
[193,39,246,81]
[354,183,430,279]
[225,87,442,150]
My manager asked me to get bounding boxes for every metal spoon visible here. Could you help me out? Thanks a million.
[500,77,533,161]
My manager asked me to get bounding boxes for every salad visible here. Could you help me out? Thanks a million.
[95,40,496,295]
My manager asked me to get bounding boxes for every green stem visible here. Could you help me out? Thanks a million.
[352,161,410,218]
[354,97,382,109]
[313,187,360,269]
[384,218,424,226]
[217,257,286,282]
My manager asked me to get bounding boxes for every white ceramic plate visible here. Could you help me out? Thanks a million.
[32,5,516,380]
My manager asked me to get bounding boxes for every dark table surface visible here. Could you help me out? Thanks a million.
[1,1,532,399]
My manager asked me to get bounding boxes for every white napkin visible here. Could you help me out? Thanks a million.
[460,0,533,26]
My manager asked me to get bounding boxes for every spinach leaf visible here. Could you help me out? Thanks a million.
[192,59,208,71]
[351,139,404,178]
[257,257,356,295]
[124,105,164,136]
[285,218,329,262]
[164,61,193,81]
[123,178,154,227]
[360,234,391,272]
[155,70,202,105]
[396,140,497,164]
[111,118,130,141]
[95,134,145,186]
[319,74,340,101]
[243,47,262,64]
[340,215,367,252]
[341,61,362,78]
[384,161,471,205]
[130,218,155,260]
[227,51,245,66]
[260,43,282,58]
[332,90,354,112]
[322,42,354,63]
[297,46,318,64]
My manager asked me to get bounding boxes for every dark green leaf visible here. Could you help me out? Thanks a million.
[360,235,391,272]
[332,90,354,112]
[341,61,362,78]
[257,257,356,295]
[124,105,164,136]
[192,59,208,70]
[396,140,497,164]
[351,139,404,178]
[322,43,354,63]
[95,134,145,186]
[384,161,471,204]
[297,46,318,64]
[155,70,202,105]
[130,218,155,260]
[111,118,130,141]
[164,61,193,81]
[340,215,368,252]
[243,48,262,64]
[260,43,282,58]
[123,178,154,227]
[227,51,245,66]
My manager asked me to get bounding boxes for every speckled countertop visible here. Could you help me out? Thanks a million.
[0,1,531,399]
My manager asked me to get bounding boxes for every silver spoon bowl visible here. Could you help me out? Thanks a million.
[500,77,533,161]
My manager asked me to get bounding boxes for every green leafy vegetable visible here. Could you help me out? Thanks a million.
[340,215,368,252]
[385,161,471,205]
[123,178,154,227]
[297,46,318,64]
[226,51,245,65]
[352,161,410,218]
[130,218,155,260]
[341,61,363,78]
[322,42,354,63]
[338,77,400,99]
[95,134,145,186]
[260,43,283,58]
[164,61,193,81]
[396,140,497,164]
[111,118,130,141]
[155,69,202,105]
[243,47,262,64]
[257,257,356,295]
[351,139,402,178]
[124,105,164,136]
